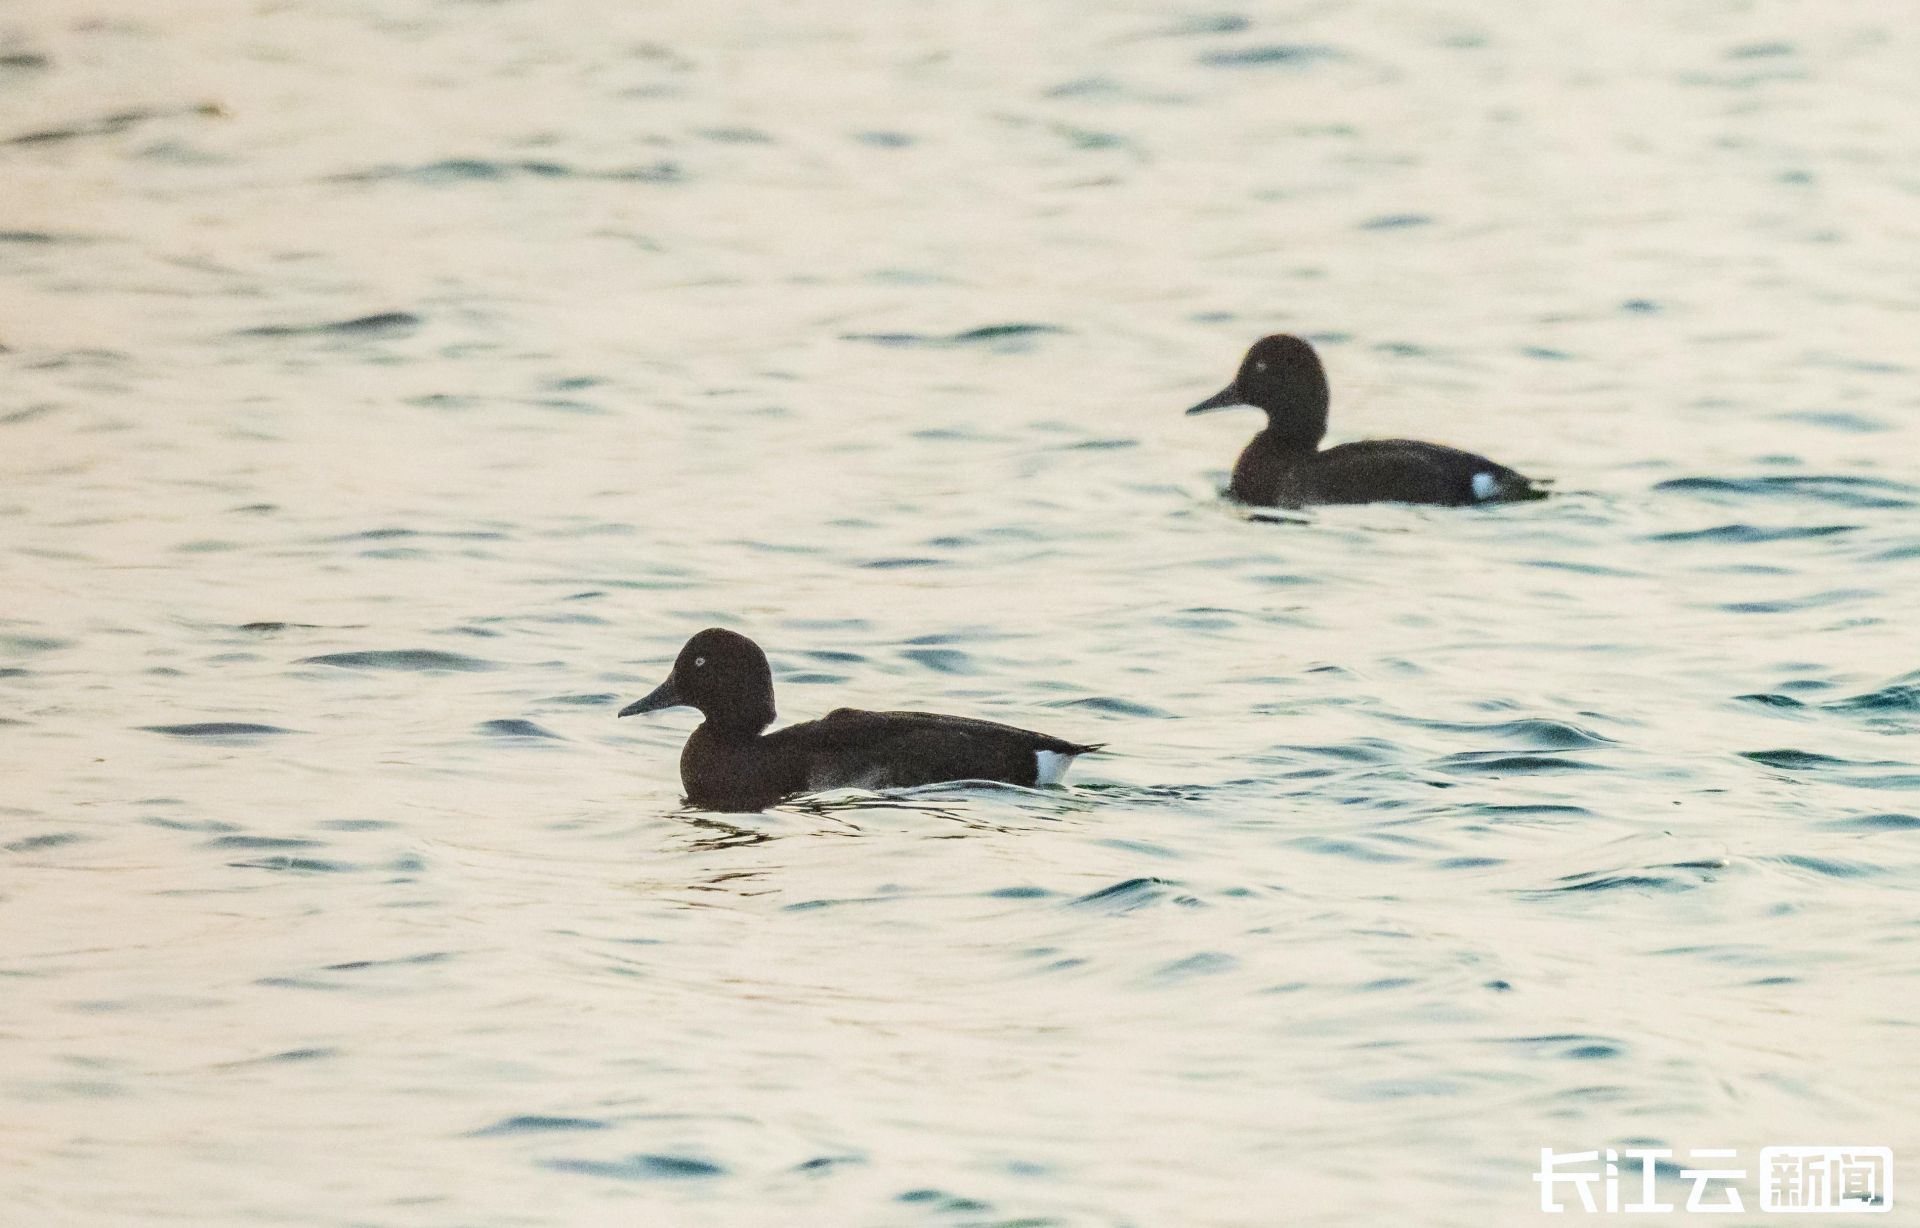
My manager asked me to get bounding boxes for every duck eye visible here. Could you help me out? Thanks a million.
[1254,361,1268,373]
[693,656,706,667]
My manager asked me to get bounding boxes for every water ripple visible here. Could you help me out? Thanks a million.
[839,323,1066,350]
[299,649,498,672]
[236,312,421,339]
[140,722,299,739]
[542,1154,725,1180]
[334,159,681,185]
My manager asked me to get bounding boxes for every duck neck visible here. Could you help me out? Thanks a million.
[697,703,776,741]
[1250,373,1329,452]
[1254,415,1325,456]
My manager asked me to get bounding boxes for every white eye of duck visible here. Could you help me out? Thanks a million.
[693,656,706,667]
[1254,361,1268,372]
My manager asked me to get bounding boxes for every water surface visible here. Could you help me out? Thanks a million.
[4,0,1918,1223]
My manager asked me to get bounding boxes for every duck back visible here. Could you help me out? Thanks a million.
[776,708,1099,793]
[1231,437,1544,508]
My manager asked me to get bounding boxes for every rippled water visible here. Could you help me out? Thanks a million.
[5,1,1919,1223]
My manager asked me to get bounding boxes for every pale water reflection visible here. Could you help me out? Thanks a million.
[3,0,1918,1224]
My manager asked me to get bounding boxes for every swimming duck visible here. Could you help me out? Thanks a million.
[1186,334,1547,507]
[618,628,1101,811]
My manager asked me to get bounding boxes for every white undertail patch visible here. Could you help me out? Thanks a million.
[1034,750,1078,786]
[1471,472,1499,501]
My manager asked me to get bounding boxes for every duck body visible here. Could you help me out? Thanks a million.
[682,707,1096,812]
[1188,334,1548,509]
[1229,433,1544,509]
[622,629,1099,811]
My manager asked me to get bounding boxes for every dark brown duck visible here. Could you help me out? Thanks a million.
[1186,334,1548,508]
[618,628,1101,811]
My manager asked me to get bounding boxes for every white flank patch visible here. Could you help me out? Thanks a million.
[1471,472,1499,501]
[1034,750,1078,786]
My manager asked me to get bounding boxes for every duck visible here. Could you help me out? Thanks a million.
[1185,334,1548,508]
[618,628,1101,811]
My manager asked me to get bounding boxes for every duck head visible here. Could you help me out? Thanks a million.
[1185,333,1330,449]
[618,627,777,734]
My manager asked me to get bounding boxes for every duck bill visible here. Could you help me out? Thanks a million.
[1185,384,1243,415]
[617,676,682,717]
